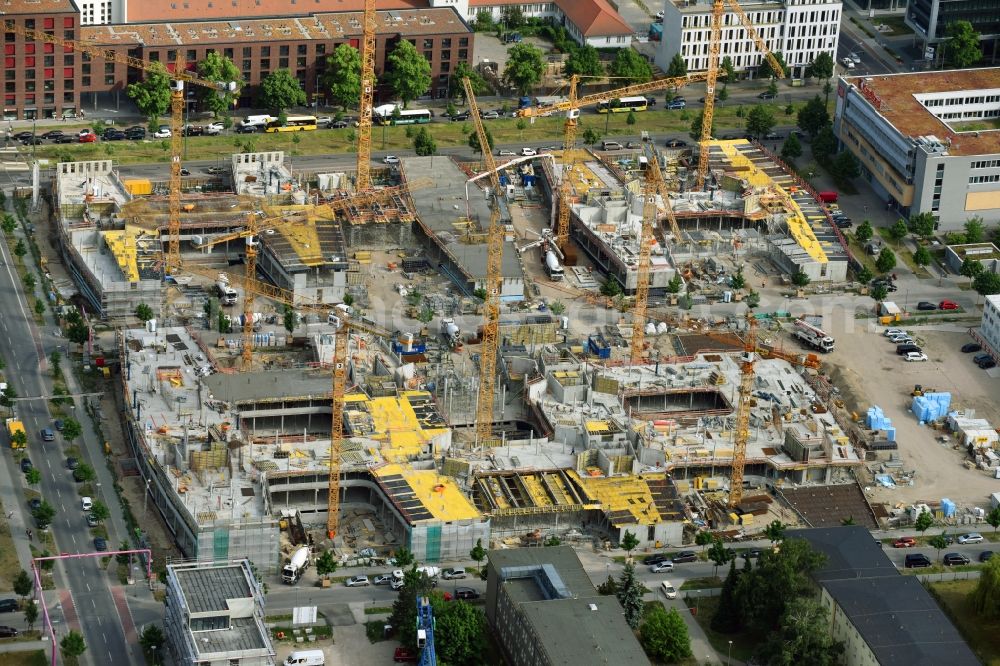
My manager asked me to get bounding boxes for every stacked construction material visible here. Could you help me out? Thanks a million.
[912,392,952,424]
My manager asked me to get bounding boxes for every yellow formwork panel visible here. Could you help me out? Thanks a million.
[344,391,449,462]
[570,471,668,525]
[376,463,480,522]
[585,420,611,434]
[103,229,140,282]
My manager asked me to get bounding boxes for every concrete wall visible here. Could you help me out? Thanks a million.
[821,586,880,666]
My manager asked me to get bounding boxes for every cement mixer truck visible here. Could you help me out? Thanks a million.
[215,274,238,306]
[544,250,564,281]
[281,546,311,584]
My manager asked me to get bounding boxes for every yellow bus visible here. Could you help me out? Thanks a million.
[265,115,318,132]
[596,96,649,114]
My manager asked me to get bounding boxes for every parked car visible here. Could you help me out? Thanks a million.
[316,116,333,128]
[666,99,686,110]
[895,344,922,356]
[20,458,32,473]
[660,581,677,599]
[520,147,537,157]
[939,300,959,310]
[393,647,418,663]
[497,149,516,156]
[0,626,18,638]
[180,168,191,176]
[883,328,905,338]
[86,513,99,527]
[13,131,34,141]
[450,111,471,122]
[20,136,44,145]
[979,358,997,369]
[871,279,898,292]
[698,95,717,104]
[442,568,467,580]
[93,537,108,552]
[372,574,393,586]
[454,587,479,600]
[650,561,674,573]
[904,553,932,568]
[904,352,928,362]
[54,135,76,143]
[81,497,93,511]
[0,599,17,613]
[78,132,97,143]
[671,551,698,564]
[889,335,913,344]
[958,533,984,544]
[40,428,55,442]
[973,352,992,364]
[834,218,853,229]
[961,343,982,353]
[741,549,762,559]
[103,130,126,141]
[943,552,970,566]
[643,553,670,565]
[892,537,917,548]
[841,57,856,69]
[665,139,688,148]
[66,456,79,470]
[205,122,224,135]
[29,498,42,511]
[181,125,204,136]
[345,575,370,587]
[382,155,400,164]
[763,131,782,140]
[758,91,777,100]
[235,124,257,134]
[153,127,172,138]
[331,119,350,128]
[916,302,937,311]
[481,111,500,120]
[979,551,994,562]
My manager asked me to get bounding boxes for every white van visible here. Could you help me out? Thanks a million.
[601,140,623,151]
[284,650,325,666]
[240,114,273,128]
[81,497,93,511]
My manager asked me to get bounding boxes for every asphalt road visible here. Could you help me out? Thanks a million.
[0,231,130,663]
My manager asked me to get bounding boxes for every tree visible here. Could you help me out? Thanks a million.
[467,125,494,154]
[435,598,487,664]
[62,418,82,442]
[608,48,653,86]
[564,45,604,78]
[640,606,692,662]
[889,218,909,242]
[768,51,788,79]
[781,133,802,162]
[666,53,688,78]
[914,509,934,535]
[548,301,566,316]
[695,530,714,551]
[139,624,165,663]
[764,520,786,545]
[0,387,16,415]
[718,87,729,105]
[470,538,487,574]
[385,40,432,107]
[986,506,1000,533]
[666,274,683,294]
[448,62,487,99]
[60,630,87,659]
[616,562,644,629]
[757,597,844,665]
[89,500,110,523]
[831,151,860,184]
[720,56,736,84]
[195,52,241,116]
[708,538,732,577]
[582,127,601,146]
[412,127,437,156]
[23,601,37,631]
[10,431,26,448]
[913,246,932,267]
[871,283,889,302]
[946,20,982,68]
[1,214,16,234]
[501,5,524,28]
[974,271,1000,297]
[909,212,937,238]
[34,300,45,316]
[116,541,132,565]
[746,105,775,139]
[25,467,41,486]
[806,52,834,82]
[929,533,950,562]
[13,239,26,259]
[792,270,811,287]
[322,44,362,111]
[13,570,33,599]
[961,257,985,280]
[964,216,985,243]
[503,43,545,94]
[32,501,56,530]
[856,265,873,285]
[875,247,897,274]
[689,114,715,141]
[600,278,622,297]
[126,70,171,122]
[597,575,619,596]
[712,560,743,633]
[855,220,873,244]
[394,546,415,567]
[74,463,96,483]
[257,70,306,112]
[766,80,779,98]
[733,538,825,631]
[389,566,438,651]
[626,110,637,126]
[797,95,831,139]
[811,126,837,163]
[135,303,154,322]
[23,273,35,292]
[745,289,760,310]
[730,267,746,290]
[283,306,296,335]
[315,549,337,576]
[620,530,640,558]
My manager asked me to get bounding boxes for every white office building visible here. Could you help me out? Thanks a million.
[978,294,1000,361]
[655,0,842,79]
[77,0,123,24]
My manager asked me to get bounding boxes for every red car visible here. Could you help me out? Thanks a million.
[893,537,917,548]
[78,132,97,143]
[939,300,959,310]
[394,647,418,663]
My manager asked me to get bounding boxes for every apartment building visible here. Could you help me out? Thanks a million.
[905,0,1000,65]
[655,0,841,79]
[834,68,1000,229]
[979,294,1000,360]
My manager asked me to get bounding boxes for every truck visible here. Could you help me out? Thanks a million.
[215,275,238,306]
[390,566,440,590]
[281,546,310,584]
[544,250,564,281]
[5,418,26,449]
[792,319,835,353]
[440,318,461,346]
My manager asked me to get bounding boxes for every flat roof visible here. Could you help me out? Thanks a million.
[173,563,254,613]
[344,391,449,461]
[0,0,77,15]
[374,464,481,523]
[843,68,1000,157]
[202,368,333,404]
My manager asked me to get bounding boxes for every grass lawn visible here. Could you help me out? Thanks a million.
[929,579,1000,666]
[874,229,932,278]
[846,235,878,274]
[688,595,759,662]
[0,651,46,666]
[0,519,22,593]
[872,15,915,36]
[679,576,723,590]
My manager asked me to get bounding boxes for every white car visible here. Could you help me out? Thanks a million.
[497,149,516,156]
[383,155,400,164]
[841,57,856,69]
[904,352,928,362]
[649,561,674,573]
[345,575,370,587]
[81,496,93,511]
[883,328,905,338]
[441,568,467,580]
[660,580,677,599]
[153,127,172,138]
[520,147,537,157]
[316,116,333,127]
[481,111,500,119]
[958,533,984,544]
[205,122,224,135]
[890,336,914,345]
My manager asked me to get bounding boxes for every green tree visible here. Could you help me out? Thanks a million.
[24,601,37,631]
[600,278,622,297]
[964,215,985,243]
[831,151,860,184]
[0,387,17,415]
[472,10,494,31]
[564,45,604,78]
[910,211,937,238]
[435,599,487,664]
[315,550,337,576]
[764,520,786,544]
[126,69,172,122]
[620,530,640,558]
[792,270,811,287]
[385,40,432,107]
[758,597,844,665]
[139,624,165,664]
[695,530,714,551]
[608,48,653,85]
[13,570,33,599]
[394,546,415,567]
[914,509,934,535]
[195,52,241,116]
[23,273,35,292]
[10,431,26,448]
[597,575,619,596]
[412,127,437,156]
[257,70,306,112]
[971,556,1000,618]
[626,110,637,126]
[929,533,950,562]
[322,44,362,111]
[470,538,487,574]
[768,51,788,79]
[34,300,45,316]
[875,247,897,274]
[467,125,494,154]
[666,53,688,78]
[889,218,909,242]
[812,126,837,163]
[13,239,26,259]
[719,87,730,106]
[640,606,692,662]
[448,62,488,99]
[733,539,825,631]
[135,303,154,322]
[666,274,683,294]
[708,538,732,577]
[62,418,82,442]
[781,132,802,162]
[961,257,985,280]
[116,541,132,565]
[74,463,96,483]
[283,306,296,335]
[615,562,644,629]
[25,467,41,485]
[720,56,735,84]
[986,506,1000,533]
[582,127,601,146]
[689,113,715,141]
[1,214,16,234]
[871,283,889,302]
[711,560,743,633]
[806,52,834,82]
[89,500,110,523]
[946,20,982,68]
[389,566,437,651]
[746,104,776,139]
[855,220,873,244]
[974,271,1000,296]
[548,301,566,316]
[32,500,56,529]
[503,43,545,94]
[766,80,779,98]
[913,245,932,266]
[797,95,830,138]
[730,267,746,290]
[856,266,872,284]
[60,630,87,659]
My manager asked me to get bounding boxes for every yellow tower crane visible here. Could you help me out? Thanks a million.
[355,0,378,191]
[2,22,240,276]
[729,313,757,508]
[462,77,504,449]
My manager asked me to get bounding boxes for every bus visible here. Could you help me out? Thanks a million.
[596,96,649,114]
[265,115,319,132]
[375,109,433,126]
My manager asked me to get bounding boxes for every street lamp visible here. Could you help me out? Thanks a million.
[728,640,733,663]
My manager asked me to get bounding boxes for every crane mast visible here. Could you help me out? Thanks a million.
[729,314,757,508]
[630,162,658,365]
[355,0,377,191]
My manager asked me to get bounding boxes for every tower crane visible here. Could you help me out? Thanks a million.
[729,313,757,508]
[416,596,437,666]
[696,0,788,190]
[462,77,503,449]
[2,23,239,276]
[355,0,377,191]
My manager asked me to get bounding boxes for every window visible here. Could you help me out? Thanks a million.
[64,91,74,102]
[224,48,233,58]
[4,70,12,80]
[44,80,54,91]
[167,50,176,61]
[44,68,54,78]
[64,30,74,40]
[64,79,73,90]
[260,59,270,69]
[296,57,306,67]
[82,76,91,86]
[423,39,433,49]
[458,49,467,59]
[63,67,73,78]
[105,62,114,73]
[43,18,54,29]
[4,82,14,93]
[186,49,196,61]
[297,44,307,55]
[441,50,450,60]
[280,45,289,56]
[243,47,252,57]
[279,58,288,68]
[459,37,468,46]
[261,46,270,57]
[24,68,35,80]
[242,59,251,70]
[441,62,450,73]
[105,75,114,85]
[44,55,54,66]
[64,17,74,28]
[424,51,432,61]
[442,38,451,48]
[316,44,325,56]
[64,55,74,65]
[25,56,35,67]
[25,19,35,29]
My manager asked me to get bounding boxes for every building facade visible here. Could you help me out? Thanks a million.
[655,0,842,78]
[834,68,1000,229]
[470,0,636,47]
[905,0,1000,65]
[979,294,1000,359]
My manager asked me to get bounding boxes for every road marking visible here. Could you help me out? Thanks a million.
[102,632,107,644]
[86,583,90,592]
[56,488,61,498]
[92,599,96,609]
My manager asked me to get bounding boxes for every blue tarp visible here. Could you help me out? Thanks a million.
[912,392,951,423]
